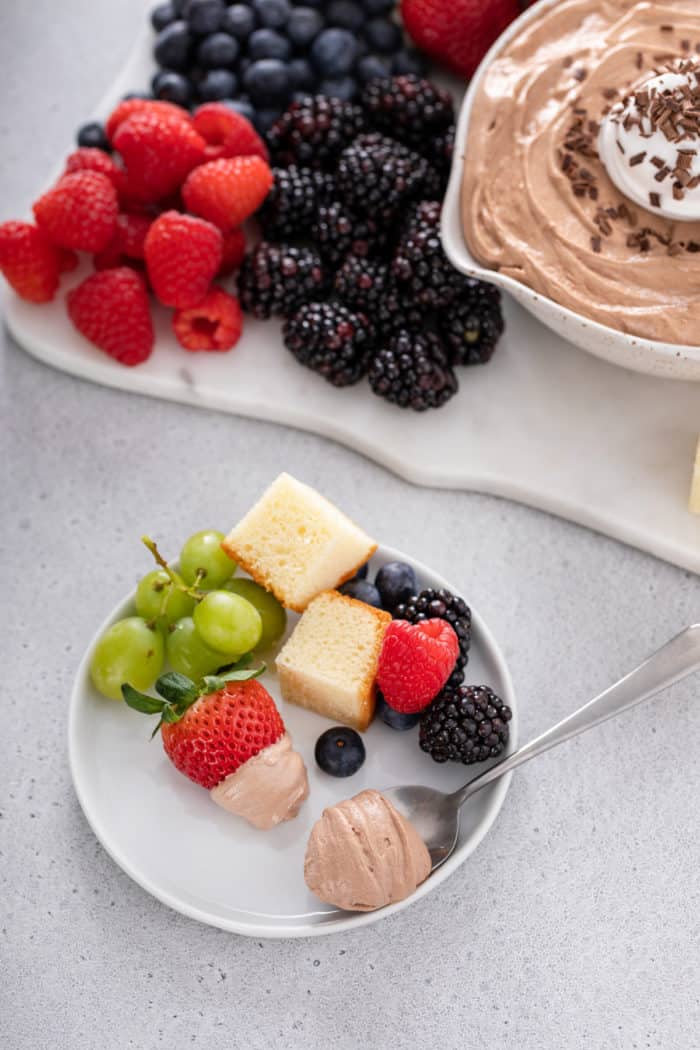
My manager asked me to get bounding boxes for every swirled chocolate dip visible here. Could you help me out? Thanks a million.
[462,0,700,344]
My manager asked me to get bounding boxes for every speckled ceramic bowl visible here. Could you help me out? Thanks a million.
[441,0,700,381]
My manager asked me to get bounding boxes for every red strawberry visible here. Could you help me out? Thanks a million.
[105,98,191,142]
[0,221,61,303]
[218,226,246,276]
[192,102,269,162]
[377,619,459,714]
[33,171,119,253]
[182,156,273,230]
[67,267,154,366]
[64,147,127,194]
[401,0,521,79]
[123,671,285,790]
[114,110,206,201]
[173,286,243,351]
[145,210,222,309]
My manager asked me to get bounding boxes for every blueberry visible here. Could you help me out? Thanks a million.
[222,97,257,123]
[197,31,239,68]
[252,0,290,29]
[122,92,153,101]
[171,0,189,11]
[151,2,178,32]
[76,121,111,152]
[288,57,317,92]
[152,69,194,105]
[286,7,324,49]
[222,4,257,41]
[154,21,192,70]
[198,68,238,100]
[315,727,366,777]
[376,692,421,731]
[375,561,418,611]
[362,0,394,13]
[392,48,426,76]
[187,0,224,34]
[254,107,284,132]
[363,17,402,53]
[354,563,369,580]
[310,28,357,76]
[327,0,364,33]
[338,578,383,607]
[248,28,292,61]
[299,0,323,7]
[243,58,292,106]
[237,56,251,79]
[356,53,392,83]
[318,75,357,101]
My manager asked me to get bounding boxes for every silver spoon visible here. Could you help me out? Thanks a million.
[383,624,700,873]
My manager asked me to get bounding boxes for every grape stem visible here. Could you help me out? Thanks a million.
[141,536,205,601]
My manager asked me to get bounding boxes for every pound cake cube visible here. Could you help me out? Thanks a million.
[690,436,700,515]
[276,591,391,731]
[222,473,377,612]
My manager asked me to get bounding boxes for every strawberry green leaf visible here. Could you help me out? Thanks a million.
[161,705,182,724]
[122,684,166,715]
[155,671,199,706]
[201,662,266,694]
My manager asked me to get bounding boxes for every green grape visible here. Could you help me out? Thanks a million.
[193,590,262,656]
[166,616,224,680]
[179,530,236,590]
[90,617,164,701]
[225,578,287,650]
[135,569,196,626]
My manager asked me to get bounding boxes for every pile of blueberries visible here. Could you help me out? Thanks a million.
[149,0,426,131]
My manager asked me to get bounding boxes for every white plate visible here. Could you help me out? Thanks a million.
[68,544,517,938]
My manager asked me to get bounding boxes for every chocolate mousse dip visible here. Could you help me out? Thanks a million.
[462,0,700,344]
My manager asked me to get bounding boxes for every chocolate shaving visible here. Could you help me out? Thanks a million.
[649,191,662,207]
[591,236,602,253]
[630,151,646,166]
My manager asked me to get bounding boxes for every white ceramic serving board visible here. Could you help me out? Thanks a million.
[3,20,700,574]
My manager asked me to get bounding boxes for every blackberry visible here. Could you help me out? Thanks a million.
[394,588,471,686]
[283,301,375,386]
[336,133,430,221]
[419,685,512,765]
[312,201,391,269]
[266,95,367,170]
[373,281,426,338]
[334,255,390,314]
[258,166,333,239]
[361,75,454,148]
[423,123,455,178]
[367,330,457,411]
[439,281,505,366]
[238,242,328,318]
[392,199,464,309]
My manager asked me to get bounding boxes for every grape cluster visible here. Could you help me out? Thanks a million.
[90,529,287,700]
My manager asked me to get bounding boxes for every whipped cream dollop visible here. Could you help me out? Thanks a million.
[210,732,309,830]
[599,63,700,221]
[304,789,432,912]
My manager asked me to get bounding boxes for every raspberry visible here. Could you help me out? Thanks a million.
[67,267,154,366]
[64,148,127,194]
[376,619,460,714]
[0,221,61,303]
[173,286,243,352]
[395,588,472,688]
[145,210,222,309]
[57,247,79,273]
[182,156,273,230]
[113,110,206,201]
[105,98,191,142]
[192,102,269,162]
[33,171,119,253]
[115,212,152,259]
[218,227,247,276]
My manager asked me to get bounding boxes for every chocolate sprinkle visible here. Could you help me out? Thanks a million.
[649,191,661,207]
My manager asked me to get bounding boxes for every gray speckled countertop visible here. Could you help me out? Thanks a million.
[1,3,699,1047]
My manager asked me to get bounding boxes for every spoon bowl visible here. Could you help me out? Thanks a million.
[382,784,460,872]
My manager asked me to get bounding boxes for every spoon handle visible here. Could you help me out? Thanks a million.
[451,624,700,810]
